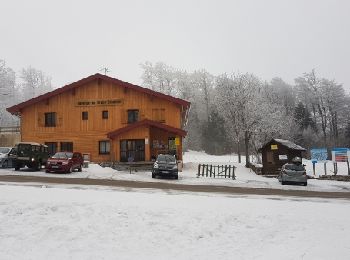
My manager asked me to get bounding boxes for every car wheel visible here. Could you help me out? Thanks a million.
[281,181,286,185]
[68,166,73,173]
[14,164,20,171]
[36,162,42,171]
[78,164,82,172]
[2,160,8,168]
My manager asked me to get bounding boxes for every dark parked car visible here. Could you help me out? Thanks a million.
[14,142,49,171]
[152,154,178,179]
[46,152,83,173]
[278,162,307,186]
[0,147,16,168]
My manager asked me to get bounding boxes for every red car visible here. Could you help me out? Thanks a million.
[46,152,83,173]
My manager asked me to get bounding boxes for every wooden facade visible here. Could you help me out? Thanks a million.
[7,74,190,162]
[260,139,306,175]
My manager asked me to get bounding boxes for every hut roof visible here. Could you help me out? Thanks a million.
[273,139,306,151]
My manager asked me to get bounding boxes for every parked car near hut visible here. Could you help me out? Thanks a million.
[152,154,178,179]
[14,142,49,171]
[46,152,83,173]
[278,160,308,186]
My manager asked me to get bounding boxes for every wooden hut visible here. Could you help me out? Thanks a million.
[259,138,306,175]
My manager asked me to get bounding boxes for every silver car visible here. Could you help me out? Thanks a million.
[278,163,307,186]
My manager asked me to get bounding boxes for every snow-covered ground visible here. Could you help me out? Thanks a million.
[0,150,349,193]
[0,184,349,260]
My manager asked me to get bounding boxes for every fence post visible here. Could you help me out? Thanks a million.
[213,165,216,178]
[197,164,201,177]
[210,164,212,177]
[202,164,205,177]
[224,165,227,178]
[228,165,231,178]
[232,166,235,179]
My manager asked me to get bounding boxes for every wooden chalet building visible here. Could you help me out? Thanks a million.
[259,138,306,175]
[7,74,190,163]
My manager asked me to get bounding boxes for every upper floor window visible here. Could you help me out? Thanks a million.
[127,109,139,123]
[102,110,108,119]
[45,112,56,127]
[82,111,88,120]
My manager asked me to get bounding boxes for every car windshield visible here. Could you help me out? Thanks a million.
[284,164,305,171]
[0,148,10,154]
[157,155,176,163]
[17,144,32,156]
[52,152,73,159]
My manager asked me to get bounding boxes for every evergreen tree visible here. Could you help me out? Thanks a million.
[201,108,228,154]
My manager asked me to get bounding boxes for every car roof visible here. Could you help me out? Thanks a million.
[16,142,48,147]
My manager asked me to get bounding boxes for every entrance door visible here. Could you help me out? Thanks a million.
[120,139,145,162]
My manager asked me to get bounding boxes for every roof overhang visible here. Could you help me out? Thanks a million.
[107,119,187,139]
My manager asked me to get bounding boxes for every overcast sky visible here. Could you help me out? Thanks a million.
[1,0,349,92]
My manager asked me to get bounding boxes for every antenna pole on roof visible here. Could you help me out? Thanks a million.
[99,67,110,75]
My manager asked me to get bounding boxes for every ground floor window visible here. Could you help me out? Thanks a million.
[99,141,110,154]
[60,142,73,152]
[45,142,57,155]
[120,139,145,162]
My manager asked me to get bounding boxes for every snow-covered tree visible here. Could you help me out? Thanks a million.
[0,59,19,126]
[20,66,52,100]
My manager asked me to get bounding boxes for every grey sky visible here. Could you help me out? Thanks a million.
[1,0,349,92]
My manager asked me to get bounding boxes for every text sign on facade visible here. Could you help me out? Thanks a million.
[332,148,349,162]
[310,148,328,162]
[76,99,123,106]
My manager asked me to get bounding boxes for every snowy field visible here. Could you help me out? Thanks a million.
[0,151,349,193]
[0,184,349,260]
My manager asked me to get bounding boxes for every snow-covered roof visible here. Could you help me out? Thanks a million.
[273,139,306,151]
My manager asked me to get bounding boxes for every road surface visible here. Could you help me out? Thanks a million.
[0,174,349,199]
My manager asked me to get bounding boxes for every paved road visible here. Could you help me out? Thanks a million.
[0,175,349,199]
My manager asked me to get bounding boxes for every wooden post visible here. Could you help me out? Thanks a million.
[213,165,216,178]
[202,164,205,177]
[210,165,212,177]
[312,161,316,176]
[232,166,235,179]
[224,165,227,178]
[324,162,327,176]
[206,164,208,177]
[197,164,201,177]
[347,159,350,176]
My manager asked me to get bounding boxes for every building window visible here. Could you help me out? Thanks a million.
[99,141,110,154]
[45,142,57,156]
[60,142,73,152]
[127,109,139,123]
[102,110,108,119]
[45,112,56,127]
[82,111,88,120]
